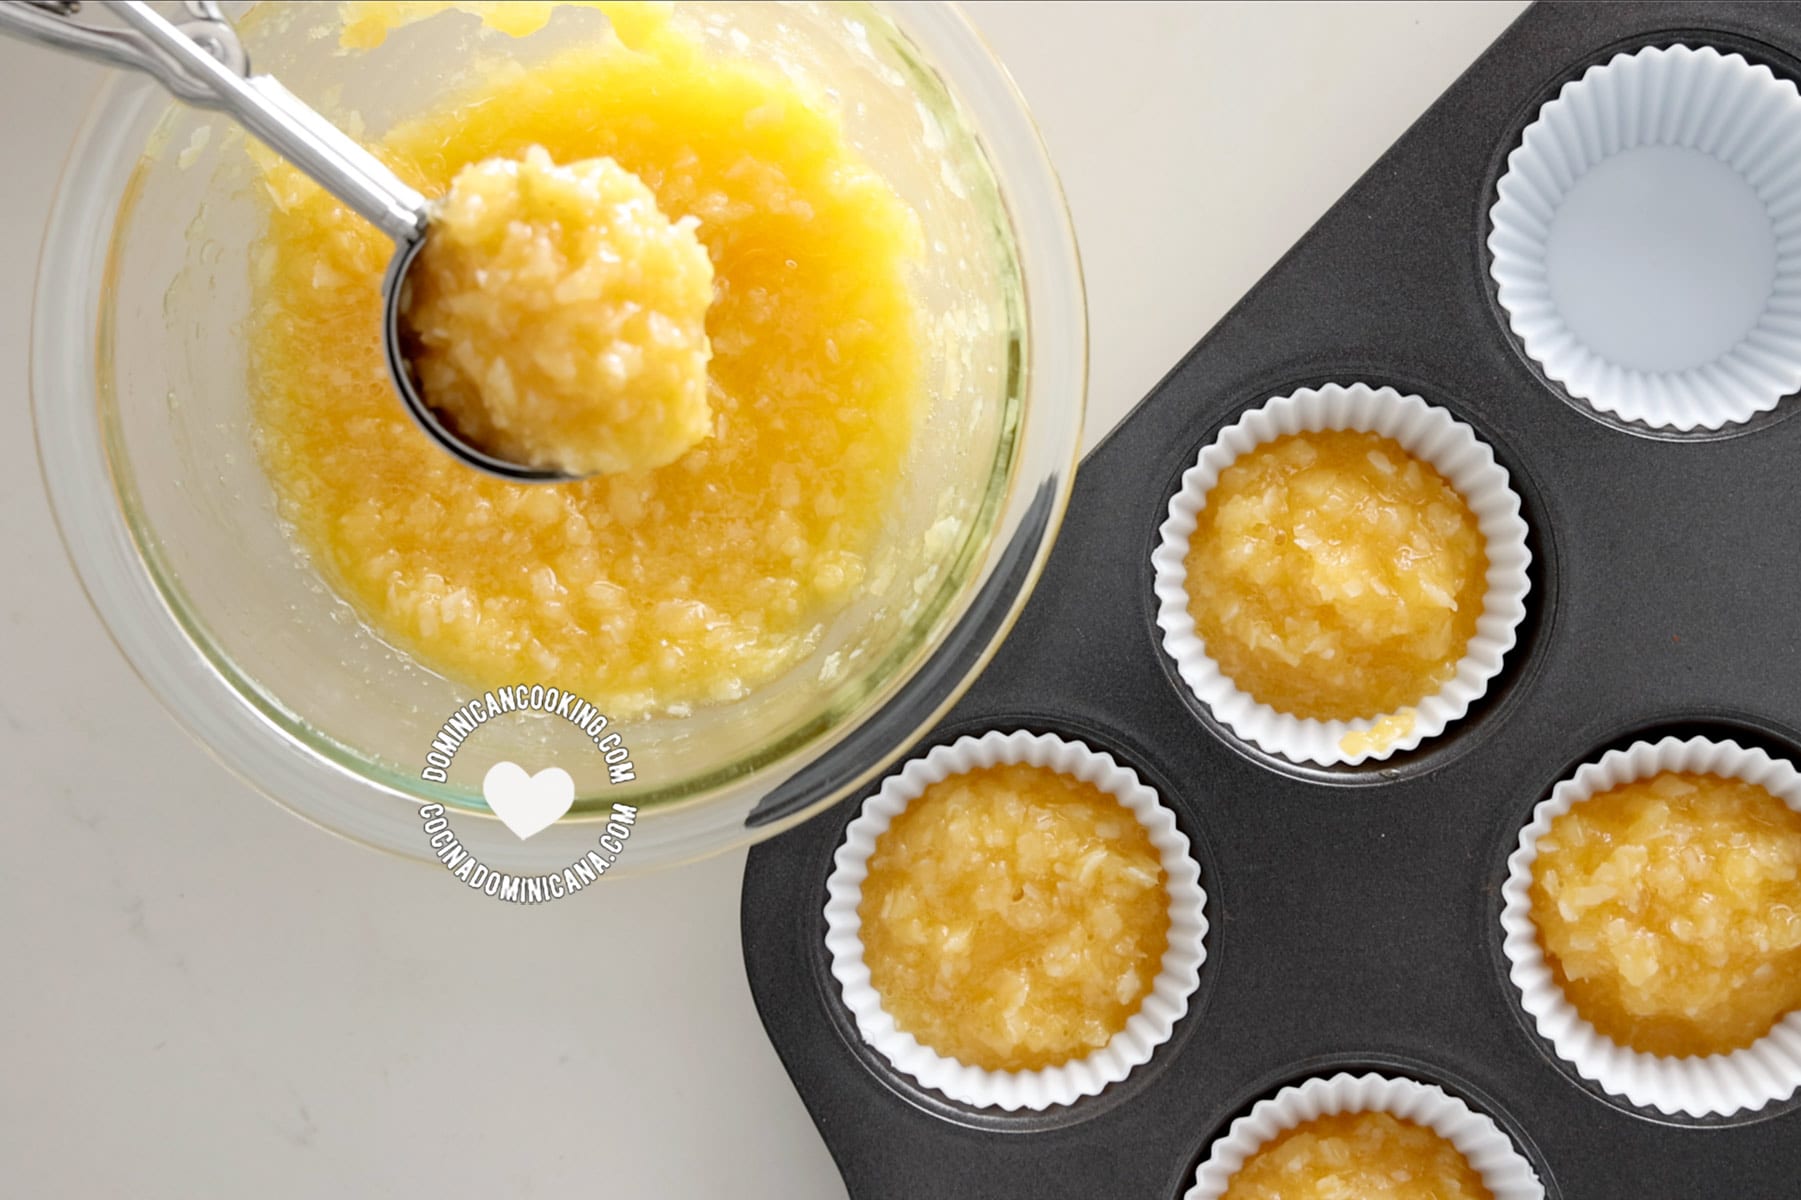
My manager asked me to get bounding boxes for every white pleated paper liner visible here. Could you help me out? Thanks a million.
[1489,44,1801,431]
[822,730,1208,1111]
[1501,736,1801,1118]
[1151,384,1532,767]
[1186,1071,1546,1200]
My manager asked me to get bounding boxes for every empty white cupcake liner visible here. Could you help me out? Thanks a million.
[1152,383,1532,766]
[1490,44,1801,430]
[1186,1071,1545,1200]
[823,730,1208,1110]
[1501,735,1801,1117]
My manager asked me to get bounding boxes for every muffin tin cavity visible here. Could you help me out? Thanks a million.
[1149,380,1555,788]
[1153,383,1531,768]
[1185,1069,1546,1200]
[1489,717,1801,1126]
[789,717,1223,1136]
[1490,44,1801,432]
[824,730,1207,1111]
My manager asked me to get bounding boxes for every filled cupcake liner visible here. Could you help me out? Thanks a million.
[1151,383,1532,766]
[1186,1071,1545,1200]
[1501,735,1801,1117]
[823,730,1208,1111]
[1489,44,1801,430]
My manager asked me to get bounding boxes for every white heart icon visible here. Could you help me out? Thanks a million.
[481,761,576,841]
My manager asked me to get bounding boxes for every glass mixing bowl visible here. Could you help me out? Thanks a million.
[32,1,1084,873]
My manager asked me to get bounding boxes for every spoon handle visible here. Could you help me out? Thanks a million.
[0,0,428,242]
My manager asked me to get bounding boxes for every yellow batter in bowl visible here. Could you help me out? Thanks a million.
[251,4,923,715]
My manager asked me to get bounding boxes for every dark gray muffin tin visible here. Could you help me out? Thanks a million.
[740,4,1801,1196]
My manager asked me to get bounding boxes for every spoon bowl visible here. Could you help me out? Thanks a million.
[379,232,585,483]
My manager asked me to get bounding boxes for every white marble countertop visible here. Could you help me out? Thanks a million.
[0,3,1525,1195]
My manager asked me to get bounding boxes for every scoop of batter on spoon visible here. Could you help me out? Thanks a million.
[400,145,716,477]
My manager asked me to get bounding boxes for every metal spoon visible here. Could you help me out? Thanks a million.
[0,0,583,482]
